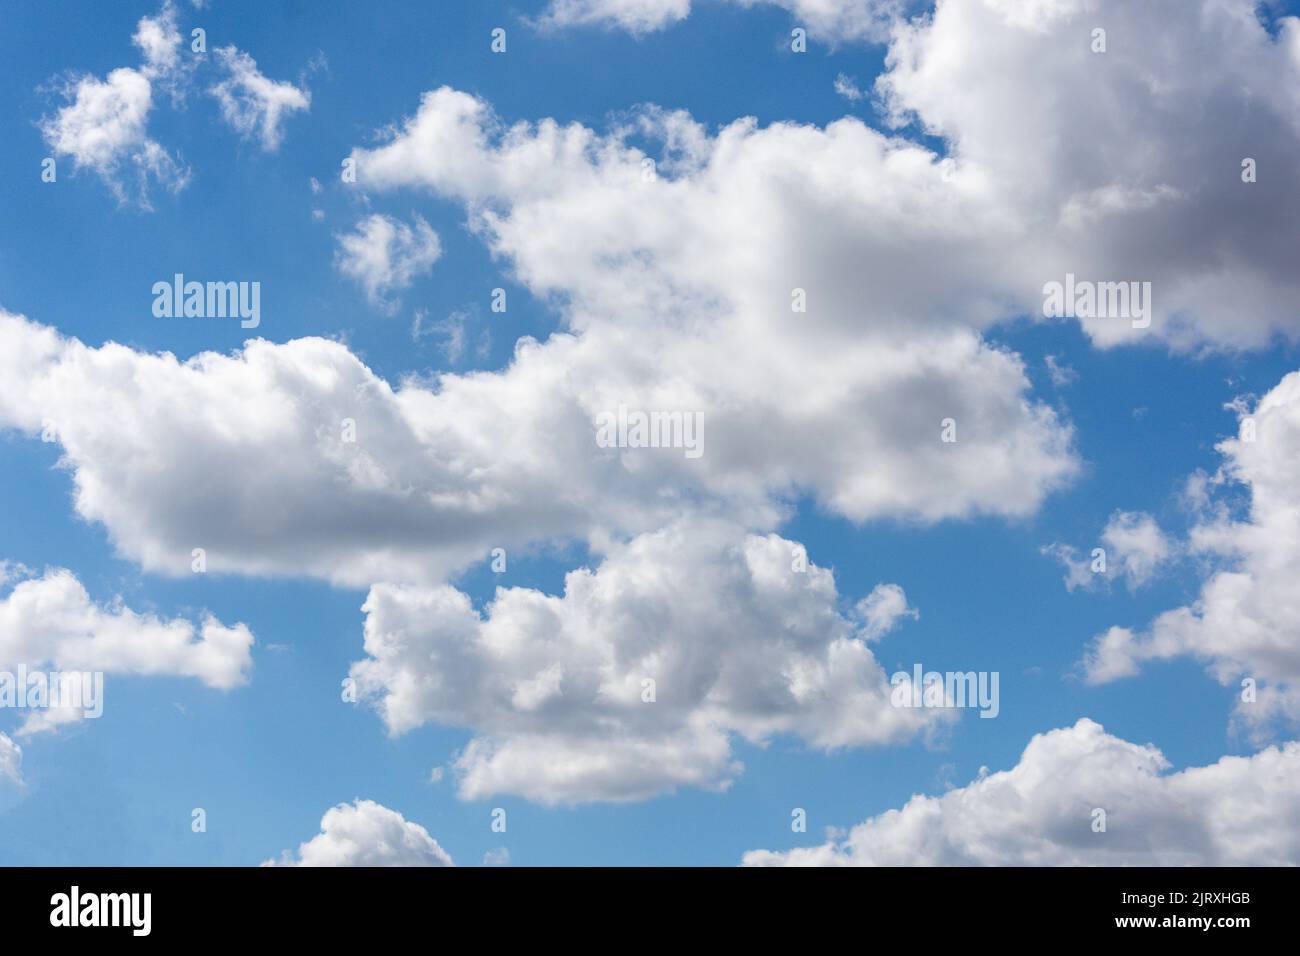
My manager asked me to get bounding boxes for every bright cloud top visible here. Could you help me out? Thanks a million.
[264,799,454,866]
[744,719,1300,865]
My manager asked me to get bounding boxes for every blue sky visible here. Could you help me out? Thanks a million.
[2,0,1299,867]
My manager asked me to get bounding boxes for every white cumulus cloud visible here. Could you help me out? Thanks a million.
[1081,370,1300,737]
[0,565,254,734]
[335,214,442,311]
[264,799,453,866]
[39,2,189,205]
[743,719,1300,865]
[350,521,949,804]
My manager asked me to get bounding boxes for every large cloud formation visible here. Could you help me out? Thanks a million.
[0,301,1073,586]
[876,0,1300,349]
[12,0,1300,812]
[744,719,1300,865]
[351,521,946,804]
[521,0,1300,350]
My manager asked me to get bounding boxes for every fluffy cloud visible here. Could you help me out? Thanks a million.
[0,274,1074,585]
[1099,512,1175,589]
[1081,371,1300,735]
[347,87,1017,337]
[743,718,1300,865]
[0,734,22,786]
[854,582,918,640]
[132,4,184,76]
[347,86,1079,516]
[209,46,310,151]
[39,2,189,205]
[40,2,312,202]
[263,799,453,866]
[0,308,671,587]
[350,521,948,804]
[0,565,254,734]
[19,0,1300,821]
[335,214,442,311]
[1044,510,1174,591]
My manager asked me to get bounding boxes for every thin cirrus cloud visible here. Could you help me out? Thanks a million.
[209,46,311,151]
[744,719,1300,866]
[263,799,454,867]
